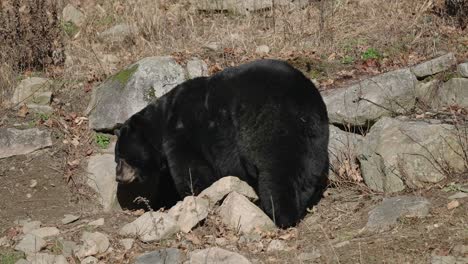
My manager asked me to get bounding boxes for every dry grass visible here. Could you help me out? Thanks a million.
[63,0,467,87]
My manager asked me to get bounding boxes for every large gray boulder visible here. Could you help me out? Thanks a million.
[322,69,417,126]
[0,128,52,159]
[186,247,251,264]
[431,78,468,110]
[358,117,466,193]
[410,53,457,78]
[86,56,207,131]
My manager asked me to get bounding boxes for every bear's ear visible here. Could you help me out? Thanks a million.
[114,128,121,137]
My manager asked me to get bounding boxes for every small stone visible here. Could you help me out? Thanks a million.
[298,249,322,262]
[88,218,105,226]
[255,45,270,55]
[28,227,60,238]
[168,196,209,233]
[187,247,251,264]
[61,214,80,224]
[26,193,32,199]
[447,200,460,210]
[453,244,468,256]
[58,239,78,257]
[81,256,99,264]
[448,192,468,200]
[119,238,134,250]
[21,220,41,233]
[135,248,182,264]
[267,240,286,252]
[186,58,208,79]
[218,192,275,233]
[199,176,258,208]
[431,255,456,264]
[203,42,220,51]
[0,236,9,247]
[457,62,468,77]
[74,231,110,259]
[29,179,37,188]
[62,4,85,27]
[215,237,227,246]
[334,241,350,248]
[15,234,46,254]
[27,253,68,264]
[366,196,431,232]
[119,212,179,242]
[98,23,136,44]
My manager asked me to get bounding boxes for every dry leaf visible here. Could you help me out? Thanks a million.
[447,200,460,210]
[17,104,29,118]
[185,233,202,245]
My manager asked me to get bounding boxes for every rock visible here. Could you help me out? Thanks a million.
[458,62,468,77]
[14,259,29,264]
[28,227,60,238]
[12,77,53,113]
[334,241,350,248]
[26,253,68,264]
[119,212,179,242]
[203,42,220,51]
[74,231,110,259]
[119,238,134,250]
[195,0,308,14]
[81,256,99,264]
[218,192,275,233]
[0,236,9,247]
[15,234,46,254]
[135,248,182,264]
[415,79,439,107]
[430,78,468,110]
[328,125,364,179]
[57,239,77,257]
[453,244,468,256]
[29,179,38,188]
[266,240,286,252]
[322,69,417,126]
[86,154,119,212]
[411,53,457,78]
[21,220,42,233]
[98,23,136,44]
[358,117,466,192]
[431,255,456,264]
[88,218,105,226]
[86,56,186,130]
[198,176,258,208]
[298,249,322,262]
[0,128,53,159]
[366,196,431,232]
[255,45,270,55]
[448,192,468,199]
[168,196,210,233]
[186,58,208,79]
[61,214,80,225]
[62,4,85,27]
[186,247,251,264]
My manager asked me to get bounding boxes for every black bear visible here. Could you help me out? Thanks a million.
[114,59,329,228]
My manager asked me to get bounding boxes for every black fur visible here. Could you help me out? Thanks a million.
[115,59,329,227]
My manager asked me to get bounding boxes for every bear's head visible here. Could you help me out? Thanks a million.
[114,114,162,184]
